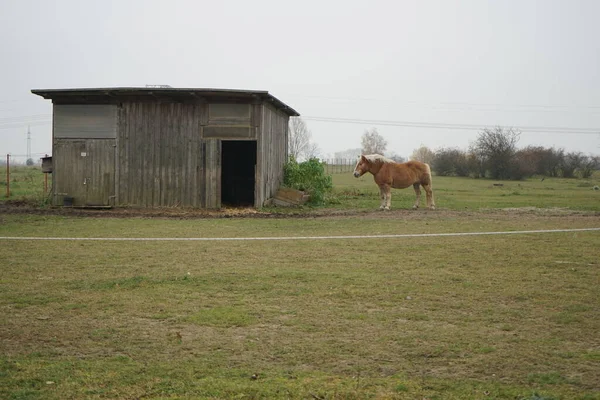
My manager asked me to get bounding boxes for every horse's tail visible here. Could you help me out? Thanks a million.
[425,163,433,185]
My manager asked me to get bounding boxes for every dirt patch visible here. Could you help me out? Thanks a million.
[1,199,34,208]
[0,203,271,219]
[1,202,598,221]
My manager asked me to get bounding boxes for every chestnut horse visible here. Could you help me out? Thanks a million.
[353,154,435,210]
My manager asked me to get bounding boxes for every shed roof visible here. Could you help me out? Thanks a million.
[31,87,300,116]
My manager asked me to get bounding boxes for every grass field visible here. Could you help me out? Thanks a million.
[1,212,599,399]
[0,166,50,206]
[329,171,600,212]
[1,167,600,399]
[1,166,599,212]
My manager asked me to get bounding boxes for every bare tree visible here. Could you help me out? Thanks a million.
[288,117,312,160]
[472,126,521,179]
[410,145,435,164]
[386,151,406,163]
[579,155,600,178]
[305,142,321,160]
[543,147,565,177]
[560,152,581,178]
[361,128,387,154]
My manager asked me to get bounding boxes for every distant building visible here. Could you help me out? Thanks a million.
[32,87,299,208]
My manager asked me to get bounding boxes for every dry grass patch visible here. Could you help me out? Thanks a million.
[1,215,599,399]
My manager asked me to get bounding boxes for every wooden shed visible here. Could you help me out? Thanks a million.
[31,87,299,208]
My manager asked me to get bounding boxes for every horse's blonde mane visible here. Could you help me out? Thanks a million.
[363,154,395,164]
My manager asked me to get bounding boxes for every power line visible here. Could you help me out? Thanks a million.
[0,121,51,130]
[0,114,53,130]
[282,93,600,111]
[303,116,600,135]
[0,114,52,123]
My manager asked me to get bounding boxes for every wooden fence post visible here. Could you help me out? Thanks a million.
[5,154,9,198]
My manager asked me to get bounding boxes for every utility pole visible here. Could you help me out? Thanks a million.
[26,125,32,164]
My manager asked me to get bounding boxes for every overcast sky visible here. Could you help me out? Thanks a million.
[1,0,599,162]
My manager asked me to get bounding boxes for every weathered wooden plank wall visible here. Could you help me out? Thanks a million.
[52,139,115,206]
[203,139,221,208]
[118,102,207,207]
[257,103,289,206]
[85,139,116,206]
[52,140,87,206]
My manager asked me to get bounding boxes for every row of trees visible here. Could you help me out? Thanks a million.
[412,127,599,180]
[289,118,598,180]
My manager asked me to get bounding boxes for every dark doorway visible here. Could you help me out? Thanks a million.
[221,140,257,206]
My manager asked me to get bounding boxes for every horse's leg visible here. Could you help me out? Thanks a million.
[423,183,435,210]
[384,185,392,210]
[412,183,421,209]
[378,185,386,210]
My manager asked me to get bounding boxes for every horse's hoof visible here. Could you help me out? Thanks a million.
[412,205,418,210]
[429,206,436,210]
[384,206,390,211]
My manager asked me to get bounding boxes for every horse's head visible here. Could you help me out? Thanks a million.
[353,155,369,178]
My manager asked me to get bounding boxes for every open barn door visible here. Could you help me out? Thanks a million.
[221,140,257,207]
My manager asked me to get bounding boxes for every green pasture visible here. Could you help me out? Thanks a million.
[330,171,600,212]
[1,166,599,212]
[0,166,49,205]
[1,214,600,399]
[1,165,599,399]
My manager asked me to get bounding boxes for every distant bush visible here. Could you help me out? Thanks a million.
[283,157,333,205]
[516,146,563,177]
[431,130,598,181]
[432,148,473,177]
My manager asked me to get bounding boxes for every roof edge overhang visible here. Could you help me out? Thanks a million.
[31,87,300,116]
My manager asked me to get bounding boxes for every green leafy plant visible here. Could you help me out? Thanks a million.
[283,157,333,205]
